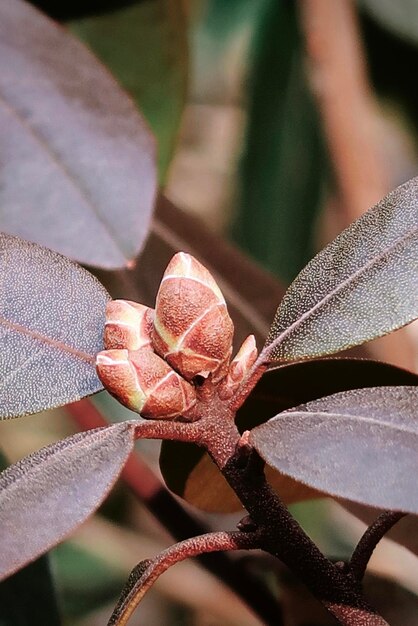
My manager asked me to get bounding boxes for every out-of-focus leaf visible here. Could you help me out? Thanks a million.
[0,233,109,419]
[0,556,61,625]
[52,542,124,619]
[0,0,156,268]
[0,449,61,625]
[0,421,136,581]
[250,386,418,512]
[160,359,418,512]
[265,177,418,362]
[71,0,188,180]
[360,0,418,46]
[233,0,325,283]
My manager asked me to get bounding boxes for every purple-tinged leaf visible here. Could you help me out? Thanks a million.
[0,0,157,268]
[250,386,418,512]
[0,233,109,419]
[265,177,418,362]
[160,358,418,512]
[0,421,136,581]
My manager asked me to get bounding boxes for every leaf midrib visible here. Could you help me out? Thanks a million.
[0,314,96,364]
[0,89,126,260]
[264,222,418,358]
[273,409,418,437]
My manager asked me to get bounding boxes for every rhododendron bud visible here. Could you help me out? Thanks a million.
[96,349,146,412]
[96,347,196,420]
[104,300,153,351]
[220,335,258,399]
[152,252,234,382]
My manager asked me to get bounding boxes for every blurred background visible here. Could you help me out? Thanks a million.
[5,0,418,623]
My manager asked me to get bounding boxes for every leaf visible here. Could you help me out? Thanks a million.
[0,421,136,581]
[160,359,418,512]
[0,449,61,625]
[265,176,418,362]
[0,0,156,268]
[0,233,109,419]
[52,542,125,619]
[233,0,325,283]
[70,0,188,181]
[96,195,285,349]
[0,556,61,625]
[250,386,418,512]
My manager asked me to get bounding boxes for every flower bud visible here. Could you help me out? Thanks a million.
[104,300,153,351]
[96,347,197,419]
[152,252,234,382]
[220,335,258,399]
[96,349,146,412]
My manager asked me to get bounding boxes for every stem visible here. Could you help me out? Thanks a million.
[108,531,263,626]
[68,399,283,625]
[348,511,406,582]
[193,399,388,626]
[220,454,388,626]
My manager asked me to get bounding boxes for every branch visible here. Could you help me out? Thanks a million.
[107,531,262,626]
[347,511,406,582]
[298,0,387,220]
[67,399,283,626]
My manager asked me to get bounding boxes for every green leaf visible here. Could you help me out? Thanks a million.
[0,422,136,581]
[0,233,109,419]
[233,0,325,283]
[0,556,61,626]
[250,386,418,512]
[52,542,124,619]
[70,0,188,181]
[0,0,156,269]
[160,358,418,512]
[265,176,418,362]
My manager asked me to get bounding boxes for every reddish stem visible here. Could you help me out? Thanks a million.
[108,531,262,626]
[67,398,283,625]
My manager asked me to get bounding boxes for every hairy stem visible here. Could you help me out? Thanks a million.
[348,511,406,582]
[68,399,282,626]
[195,398,388,626]
[108,531,263,626]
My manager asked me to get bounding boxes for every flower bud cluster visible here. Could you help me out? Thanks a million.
[96,252,258,420]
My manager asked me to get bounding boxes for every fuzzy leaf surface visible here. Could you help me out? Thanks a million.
[250,386,418,512]
[0,233,109,418]
[0,422,136,581]
[265,177,418,361]
[0,0,156,268]
[160,359,418,512]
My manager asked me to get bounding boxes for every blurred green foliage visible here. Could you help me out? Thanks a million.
[230,0,327,284]
[70,0,188,182]
[52,543,125,620]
